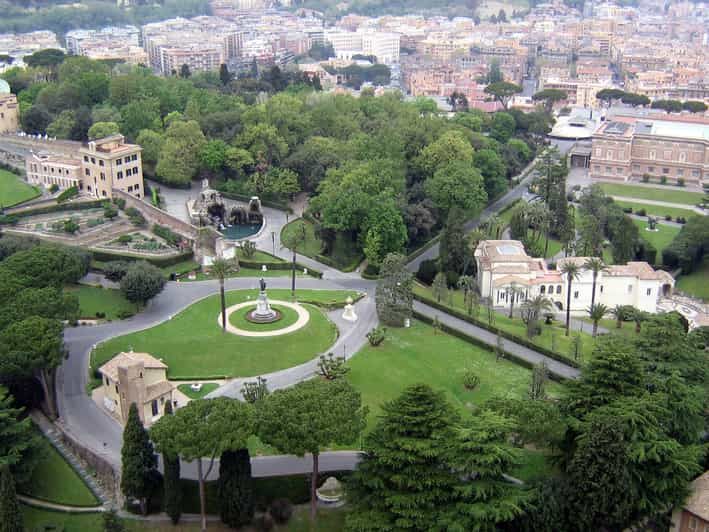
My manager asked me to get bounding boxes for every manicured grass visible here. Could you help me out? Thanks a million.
[190,267,302,281]
[228,304,302,332]
[91,289,357,379]
[599,182,704,205]
[20,429,99,507]
[613,200,698,220]
[632,219,680,263]
[285,507,346,531]
[64,284,135,320]
[176,382,220,399]
[281,218,363,271]
[676,257,709,301]
[237,248,285,263]
[22,506,104,532]
[413,283,595,363]
[0,168,40,207]
[347,320,563,433]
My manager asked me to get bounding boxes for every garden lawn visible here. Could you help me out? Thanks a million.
[676,257,709,301]
[176,382,219,399]
[237,248,285,263]
[22,506,103,532]
[613,200,698,220]
[91,289,358,379]
[0,168,40,207]
[599,182,704,205]
[281,218,363,271]
[65,284,134,320]
[413,283,595,362]
[632,219,680,263]
[20,429,99,507]
[347,320,563,433]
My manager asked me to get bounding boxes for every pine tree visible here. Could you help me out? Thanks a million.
[218,449,254,527]
[121,403,157,515]
[162,401,182,525]
[0,465,22,532]
[345,384,459,531]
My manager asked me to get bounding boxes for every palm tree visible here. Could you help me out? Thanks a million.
[560,261,582,336]
[507,282,525,319]
[584,257,607,308]
[211,258,236,332]
[521,295,553,339]
[610,305,627,329]
[587,303,609,337]
[458,275,476,314]
[630,308,648,334]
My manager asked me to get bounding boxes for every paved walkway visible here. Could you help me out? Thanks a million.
[413,301,581,380]
[18,495,103,513]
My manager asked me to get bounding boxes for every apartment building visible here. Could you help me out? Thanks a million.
[590,116,709,185]
[25,135,144,199]
[474,240,673,314]
[0,80,18,134]
[66,26,140,55]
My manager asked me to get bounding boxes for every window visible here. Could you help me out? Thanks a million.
[556,285,561,294]
[151,400,159,417]
[91,157,95,164]
[688,517,697,531]
[606,150,613,159]
[663,150,671,159]
[662,167,669,174]
[648,166,654,172]
[540,286,546,294]
[677,169,684,176]
[548,285,553,294]
[102,190,107,197]
[133,166,139,175]
[632,164,640,171]
[131,154,138,161]
[679,152,686,162]
[117,171,123,179]
[105,377,109,386]
[87,185,92,191]
[99,160,104,167]
[595,147,602,156]
[594,165,600,172]
[627,285,633,293]
[692,169,700,177]
[646,288,651,296]
[83,155,89,162]
[649,150,656,160]
[127,185,133,192]
[616,167,623,174]
[125,157,131,164]
[600,285,604,293]
[605,166,612,173]
[134,183,140,191]
[100,172,105,180]
[85,168,90,176]
[116,159,122,166]
[115,385,118,394]
[574,291,579,299]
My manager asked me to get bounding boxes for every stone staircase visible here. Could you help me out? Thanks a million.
[31,411,110,508]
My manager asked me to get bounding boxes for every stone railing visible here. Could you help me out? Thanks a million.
[112,188,199,241]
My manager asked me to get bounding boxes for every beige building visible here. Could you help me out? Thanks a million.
[671,470,709,532]
[0,79,18,134]
[25,134,145,199]
[98,351,174,426]
[590,117,709,185]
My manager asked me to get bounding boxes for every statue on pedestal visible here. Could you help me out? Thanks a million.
[250,277,277,322]
[342,296,358,322]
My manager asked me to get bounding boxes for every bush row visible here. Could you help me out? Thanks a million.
[90,249,194,268]
[5,199,104,219]
[413,292,581,369]
[314,252,362,273]
[238,258,322,278]
[152,223,183,246]
[56,186,79,203]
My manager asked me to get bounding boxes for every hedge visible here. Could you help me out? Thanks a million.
[413,292,581,370]
[238,258,323,278]
[90,248,194,268]
[152,223,183,246]
[315,252,363,273]
[56,186,79,203]
[414,310,567,382]
[5,200,104,219]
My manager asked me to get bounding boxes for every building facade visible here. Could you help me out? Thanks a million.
[25,135,144,200]
[590,116,709,185]
[671,470,709,532]
[474,240,674,314]
[0,79,18,134]
[98,351,174,426]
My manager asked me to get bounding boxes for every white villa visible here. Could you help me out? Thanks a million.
[474,240,674,314]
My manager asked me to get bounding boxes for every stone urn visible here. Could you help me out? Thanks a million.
[316,476,344,505]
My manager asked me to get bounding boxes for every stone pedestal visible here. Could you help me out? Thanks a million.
[342,296,358,322]
[251,291,276,321]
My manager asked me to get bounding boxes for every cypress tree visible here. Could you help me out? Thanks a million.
[162,401,182,525]
[0,465,22,532]
[121,403,157,515]
[218,448,254,527]
[345,384,459,531]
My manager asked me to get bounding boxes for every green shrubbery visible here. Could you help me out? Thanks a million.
[56,186,78,203]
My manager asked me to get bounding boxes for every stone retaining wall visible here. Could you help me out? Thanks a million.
[113,188,199,241]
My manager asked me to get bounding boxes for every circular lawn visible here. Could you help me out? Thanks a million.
[229,303,302,332]
[91,289,352,379]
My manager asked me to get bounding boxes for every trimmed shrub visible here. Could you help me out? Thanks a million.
[153,224,183,246]
[641,174,650,183]
[118,234,133,244]
[366,327,387,346]
[56,186,79,203]
[660,175,667,184]
[622,206,633,214]
[665,214,672,221]
[112,197,126,210]
[416,259,438,285]
[677,178,685,187]
[676,216,687,224]
[636,208,647,217]
[462,368,480,390]
[104,261,130,282]
[269,499,293,525]
[0,214,19,225]
[49,183,59,193]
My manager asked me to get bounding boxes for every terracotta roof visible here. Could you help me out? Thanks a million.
[98,352,168,381]
[606,262,675,282]
[493,264,531,274]
[683,471,709,521]
[145,380,174,402]
[493,275,531,287]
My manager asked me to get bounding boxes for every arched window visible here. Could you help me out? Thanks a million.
[556,285,562,294]
[540,285,546,294]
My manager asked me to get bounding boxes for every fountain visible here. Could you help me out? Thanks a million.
[247,278,280,323]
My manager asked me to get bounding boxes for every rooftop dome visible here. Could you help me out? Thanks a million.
[0,79,10,94]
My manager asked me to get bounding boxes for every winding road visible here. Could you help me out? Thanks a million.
[54,160,581,487]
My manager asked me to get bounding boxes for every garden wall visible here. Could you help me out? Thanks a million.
[112,189,199,241]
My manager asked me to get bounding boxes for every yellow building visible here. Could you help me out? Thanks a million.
[98,351,174,426]
[79,135,144,200]
[0,79,19,134]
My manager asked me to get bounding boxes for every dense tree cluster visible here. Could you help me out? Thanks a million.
[662,215,709,273]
